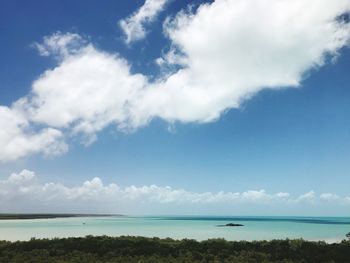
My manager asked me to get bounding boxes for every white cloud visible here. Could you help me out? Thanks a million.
[8,169,36,183]
[119,0,169,44]
[276,192,290,198]
[320,193,340,201]
[34,32,86,59]
[346,197,350,204]
[242,190,269,202]
[0,106,67,162]
[15,34,148,145]
[1,0,350,161]
[0,170,349,213]
[149,0,350,123]
[298,190,316,202]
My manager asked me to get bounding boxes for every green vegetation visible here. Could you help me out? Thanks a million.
[1,236,350,262]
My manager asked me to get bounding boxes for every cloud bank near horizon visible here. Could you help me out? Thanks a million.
[1,0,350,162]
[0,170,349,214]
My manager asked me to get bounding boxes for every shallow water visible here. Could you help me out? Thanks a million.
[0,216,349,242]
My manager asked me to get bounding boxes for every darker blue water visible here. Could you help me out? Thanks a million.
[154,216,350,225]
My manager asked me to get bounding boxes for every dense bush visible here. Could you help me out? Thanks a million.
[0,236,349,262]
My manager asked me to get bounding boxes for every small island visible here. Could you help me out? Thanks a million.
[217,223,244,227]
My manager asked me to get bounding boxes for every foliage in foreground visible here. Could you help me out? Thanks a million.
[0,235,350,263]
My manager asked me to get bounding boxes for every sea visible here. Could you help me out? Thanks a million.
[0,216,349,242]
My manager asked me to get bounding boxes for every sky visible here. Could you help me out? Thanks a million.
[0,0,350,216]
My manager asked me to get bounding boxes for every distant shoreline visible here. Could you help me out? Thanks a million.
[0,214,121,220]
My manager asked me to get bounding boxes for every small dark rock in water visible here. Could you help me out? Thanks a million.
[217,223,244,227]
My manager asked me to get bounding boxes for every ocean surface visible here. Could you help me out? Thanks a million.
[1,216,349,242]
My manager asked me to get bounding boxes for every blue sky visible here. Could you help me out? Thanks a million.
[0,0,350,215]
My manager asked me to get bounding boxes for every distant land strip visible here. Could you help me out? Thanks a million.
[0,214,122,220]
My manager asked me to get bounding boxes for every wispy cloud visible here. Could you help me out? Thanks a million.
[33,32,86,59]
[119,0,169,44]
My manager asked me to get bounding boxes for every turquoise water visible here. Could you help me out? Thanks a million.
[0,216,349,242]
